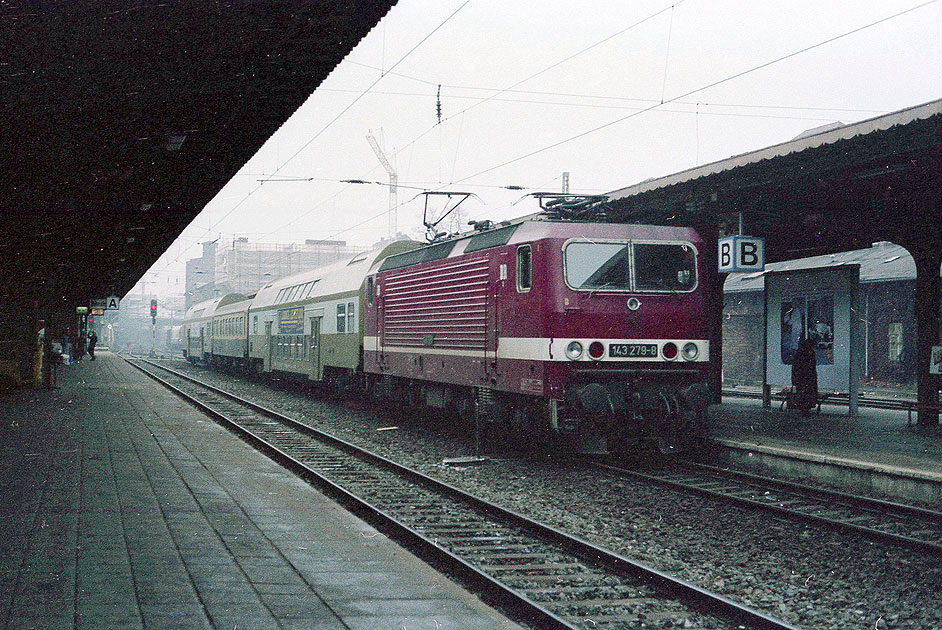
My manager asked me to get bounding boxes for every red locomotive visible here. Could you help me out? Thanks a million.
[363,211,711,453]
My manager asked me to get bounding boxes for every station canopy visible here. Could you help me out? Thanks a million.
[0,0,397,316]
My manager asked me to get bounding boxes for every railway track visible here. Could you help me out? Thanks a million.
[128,358,800,630]
[593,460,942,556]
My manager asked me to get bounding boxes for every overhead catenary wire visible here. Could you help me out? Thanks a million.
[452,0,940,186]
[146,0,472,277]
[237,0,940,246]
[141,0,938,287]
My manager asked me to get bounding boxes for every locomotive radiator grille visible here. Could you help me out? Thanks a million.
[382,258,490,350]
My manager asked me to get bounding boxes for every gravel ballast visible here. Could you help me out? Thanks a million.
[156,359,942,630]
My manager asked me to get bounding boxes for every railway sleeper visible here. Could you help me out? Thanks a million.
[525,586,656,598]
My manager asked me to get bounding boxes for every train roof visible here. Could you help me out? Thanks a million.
[184,292,250,321]
[252,239,420,310]
[213,294,251,316]
[376,216,701,272]
[183,296,224,321]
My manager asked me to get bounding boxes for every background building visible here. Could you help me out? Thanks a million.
[185,238,359,309]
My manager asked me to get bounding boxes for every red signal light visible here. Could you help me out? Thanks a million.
[150,299,157,318]
[588,341,605,360]
[662,342,678,360]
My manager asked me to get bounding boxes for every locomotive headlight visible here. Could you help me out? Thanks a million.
[662,342,678,360]
[588,341,606,360]
[565,341,584,360]
[681,342,699,361]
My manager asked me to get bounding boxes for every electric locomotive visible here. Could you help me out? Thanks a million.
[363,214,711,453]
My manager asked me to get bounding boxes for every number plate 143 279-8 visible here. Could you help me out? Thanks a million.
[608,343,658,358]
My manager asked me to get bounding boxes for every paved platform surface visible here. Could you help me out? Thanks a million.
[709,397,942,481]
[0,352,521,629]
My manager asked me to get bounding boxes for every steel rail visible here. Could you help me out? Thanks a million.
[130,357,801,630]
[593,460,942,555]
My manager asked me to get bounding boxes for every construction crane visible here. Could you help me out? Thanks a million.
[366,132,398,240]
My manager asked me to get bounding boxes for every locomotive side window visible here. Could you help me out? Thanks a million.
[366,276,374,306]
[564,242,630,290]
[633,243,697,291]
[516,245,532,292]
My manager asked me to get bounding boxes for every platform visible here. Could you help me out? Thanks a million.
[0,352,520,629]
[708,397,942,504]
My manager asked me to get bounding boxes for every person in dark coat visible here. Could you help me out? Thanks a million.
[791,335,818,414]
[88,330,98,361]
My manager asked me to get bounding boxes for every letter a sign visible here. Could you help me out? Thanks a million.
[105,295,121,310]
[718,236,764,272]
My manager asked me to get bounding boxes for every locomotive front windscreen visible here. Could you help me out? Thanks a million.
[565,242,630,290]
[564,241,697,292]
[633,243,697,291]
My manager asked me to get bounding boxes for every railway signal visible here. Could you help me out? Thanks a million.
[149,299,157,357]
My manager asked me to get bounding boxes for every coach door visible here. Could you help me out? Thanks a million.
[309,317,322,381]
[264,322,273,372]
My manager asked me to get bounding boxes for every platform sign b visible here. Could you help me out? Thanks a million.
[718,236,764,272]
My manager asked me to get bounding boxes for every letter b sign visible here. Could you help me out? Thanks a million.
[718,236,764,272]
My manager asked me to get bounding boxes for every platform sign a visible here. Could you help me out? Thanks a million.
[718,236,765,272]
[91,296,120,310]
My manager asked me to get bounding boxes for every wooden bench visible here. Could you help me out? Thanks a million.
[775,387,837,414]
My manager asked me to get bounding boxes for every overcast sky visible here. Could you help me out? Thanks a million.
[138,0,942,297]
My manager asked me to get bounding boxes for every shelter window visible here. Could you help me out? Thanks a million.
[633,243,697,292]
[888,322,903,362]
[336,303,346,333]
[516,245,532,292]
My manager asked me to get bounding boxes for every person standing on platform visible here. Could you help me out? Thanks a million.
[791,335,819,415]
[88,330,98,361]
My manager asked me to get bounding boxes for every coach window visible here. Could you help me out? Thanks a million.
[337,303,346,333]
[516,245,532,292]
[253,316,258,334]
[347,301,356,332]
